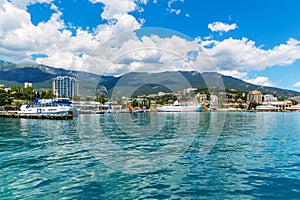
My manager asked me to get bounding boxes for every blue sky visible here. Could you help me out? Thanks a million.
[1,0,300,91]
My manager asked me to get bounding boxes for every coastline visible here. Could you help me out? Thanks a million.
[0,111,73,120]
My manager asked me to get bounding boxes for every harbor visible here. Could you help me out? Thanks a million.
[0,111,73,119]
[1,112,300,199]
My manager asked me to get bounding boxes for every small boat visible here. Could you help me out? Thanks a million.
[256,105,279,112]
[127,104,149,113]
[18,98,73,115]
[157,100,202,112]
[95,109,105,114]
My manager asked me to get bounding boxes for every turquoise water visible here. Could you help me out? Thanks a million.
[1,112,300,199]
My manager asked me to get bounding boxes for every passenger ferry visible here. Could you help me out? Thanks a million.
[157,100,203,112]
[18,98,73,115]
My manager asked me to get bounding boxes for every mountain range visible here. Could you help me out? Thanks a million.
[1,60,300,98]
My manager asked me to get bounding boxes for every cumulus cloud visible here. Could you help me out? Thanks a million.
[199,37,300,71]
[245,76,274,87]
[208,22,238,33]
[167,0,183,15]
[89,0,136,20]
[217,70,276,87]
[0,0,208,74]
[0,1,84,65]
[7,0,53,9]
[1,0,300,78]
[218,70,247,79]
[293,81,300,88]
[80,33,204,74]
[0,0,143,70]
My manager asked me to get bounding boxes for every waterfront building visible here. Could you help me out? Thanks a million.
[247,90,263,104]
[0,84,11,92]
[157,92,167,97]
[261,101,292,111]
[209,94,219,110]
[263,94,277,102]
[147,94,158,98]
[183,88,197,94]
[289,96,300,103]
[220,102,247,112]
[52,76,79,98]
[195,93,207,103]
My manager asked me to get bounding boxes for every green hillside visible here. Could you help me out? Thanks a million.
[1,61,299,98]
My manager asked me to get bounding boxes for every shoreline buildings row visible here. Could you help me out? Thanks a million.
[2,75,300,112]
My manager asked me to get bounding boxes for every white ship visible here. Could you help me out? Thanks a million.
[157,100,203,112]
[18,98,73,115]
[286,104,300,112]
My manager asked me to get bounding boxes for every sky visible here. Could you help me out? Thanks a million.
[1,0,300,91]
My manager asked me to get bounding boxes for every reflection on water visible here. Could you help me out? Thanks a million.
[77,112,201,173]
[0,112,300,199]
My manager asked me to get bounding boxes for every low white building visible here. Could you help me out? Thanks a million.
[183,88,197,94]
[263,94,277,102]
[259,101,292,111]
[24,82,32,88]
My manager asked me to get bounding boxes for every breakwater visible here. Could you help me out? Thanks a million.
[0,111,73,120]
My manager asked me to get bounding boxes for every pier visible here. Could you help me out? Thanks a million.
[0,111,73,120]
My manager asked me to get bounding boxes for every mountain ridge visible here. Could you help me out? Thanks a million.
[1,60,299,98]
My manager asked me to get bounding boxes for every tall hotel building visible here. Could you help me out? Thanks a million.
[52,76,79,98]
[247,90,263,104]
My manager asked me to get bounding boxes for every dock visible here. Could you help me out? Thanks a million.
[0,111,73,120]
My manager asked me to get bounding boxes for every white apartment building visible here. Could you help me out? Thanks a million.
[52,76,79,98]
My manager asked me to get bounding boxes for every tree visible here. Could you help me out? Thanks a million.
[45,90,54,99]
[11,85,21,93]
[96,94,107,104]
[10,85,22,99]
[238,104,245,109]
[23,86,35,102]
[156,94,177,105]
[132,99,139,108]
[0,90,12,106]
[248,102,258,110]
[72,96,81,101]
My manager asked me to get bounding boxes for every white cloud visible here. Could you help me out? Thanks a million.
[198,37,300,71]
[80,33,203,74]
[1,0,300,78]
[218,70,247,79]
[169,8,181,15]
[293,81,300,88]
[245,76,274,87]
[208,22,238,33]
[0,1,79,64]
[0,0,143,70]
[89,0,136,20]
[7,0,53,9]
[167,0,183,15]
[217,70,275,88]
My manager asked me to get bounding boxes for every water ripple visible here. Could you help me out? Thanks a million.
[0,113,300,199]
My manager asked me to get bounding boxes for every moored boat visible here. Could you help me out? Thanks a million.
[286,104,300,112]
[256,105,279,112]
[18,98,73,115]
[157,100,203,112]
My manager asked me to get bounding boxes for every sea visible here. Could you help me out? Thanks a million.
[1,112,300,199]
